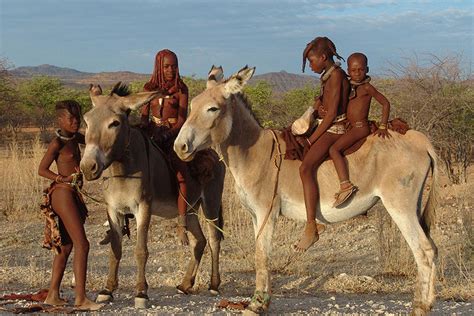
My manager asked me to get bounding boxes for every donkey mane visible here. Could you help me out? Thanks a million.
[232,92,263,128]
[110,81,131,96]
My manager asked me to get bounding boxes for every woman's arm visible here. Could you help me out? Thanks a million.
[167,87,189,137]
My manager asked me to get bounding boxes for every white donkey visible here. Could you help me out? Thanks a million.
[80,83,225,308]
[174,66,438,315]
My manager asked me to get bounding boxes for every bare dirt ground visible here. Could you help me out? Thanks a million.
[0,138,472,314]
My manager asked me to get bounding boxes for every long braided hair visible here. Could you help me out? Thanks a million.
[144,49,185,94]
[302,36,344,73]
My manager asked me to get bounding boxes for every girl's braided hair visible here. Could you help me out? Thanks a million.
[302,36,344,72]
[144,49,185,93]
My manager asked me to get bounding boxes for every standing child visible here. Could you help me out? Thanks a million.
[294,37,350,252]
[329,52,391,207]
[38,100,102,310]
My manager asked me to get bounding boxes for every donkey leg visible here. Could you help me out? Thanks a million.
[97,210,124,303]
[247,203,279,313]
[133,204,151,308]
[177,211,206,294]
[201,199,223,294]
[383,203,437,316]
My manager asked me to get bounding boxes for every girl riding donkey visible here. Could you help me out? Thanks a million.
[294,36,350,252]
[38,100,103,311]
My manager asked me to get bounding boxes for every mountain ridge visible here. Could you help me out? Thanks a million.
[10,64,319,92]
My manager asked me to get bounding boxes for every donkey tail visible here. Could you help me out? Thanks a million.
[420,143,439,238]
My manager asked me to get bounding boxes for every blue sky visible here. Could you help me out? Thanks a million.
[0,0,472,77]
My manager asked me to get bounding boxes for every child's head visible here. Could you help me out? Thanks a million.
[55,100,81,133]
[347,53,369,82]
[302,36,344,73]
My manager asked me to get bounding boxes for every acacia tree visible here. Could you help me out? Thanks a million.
[0,58,25,130]
[18,76,67,131]
[244,80,274,127]
[383,54,473,183]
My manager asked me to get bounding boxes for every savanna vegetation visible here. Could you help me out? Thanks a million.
[1,54,472,183]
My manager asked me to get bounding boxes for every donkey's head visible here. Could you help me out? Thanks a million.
[174,65,255,161]
[80,82,160,180]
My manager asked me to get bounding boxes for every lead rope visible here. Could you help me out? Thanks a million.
[255,129,283,241]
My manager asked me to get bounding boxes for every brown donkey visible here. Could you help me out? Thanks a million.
[174,66,438,315]
[80,83,225,308]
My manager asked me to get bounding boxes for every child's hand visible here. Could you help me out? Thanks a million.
[374,129,391,139]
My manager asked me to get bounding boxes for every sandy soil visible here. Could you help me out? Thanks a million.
[0,171,472,314]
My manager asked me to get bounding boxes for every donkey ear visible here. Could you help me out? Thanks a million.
[89,84,103,107]
[120,91,163,111]
[223,65,255,98]
[206,65,224,89]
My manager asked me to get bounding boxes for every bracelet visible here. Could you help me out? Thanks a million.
[378,124,387,130]
[306,138,312,146]
[55,175,63,183]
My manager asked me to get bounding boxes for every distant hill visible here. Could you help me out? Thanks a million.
[251,71,318,93]
[11,64,93,78]
[10,64,318,92]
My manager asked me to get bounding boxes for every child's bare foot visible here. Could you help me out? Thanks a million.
[293,220,319,252]
[74,298,104,311]
[44,294,68,306]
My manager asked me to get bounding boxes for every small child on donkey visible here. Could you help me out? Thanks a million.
[329,52,391,207]
[38,100,102,311]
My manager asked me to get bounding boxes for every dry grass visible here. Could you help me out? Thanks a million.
[0,135,48,220]
[0,134,472,301]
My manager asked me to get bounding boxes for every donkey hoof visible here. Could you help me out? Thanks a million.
[176,284,191,295]
[246,290,270,314]
[96,290,113,303]
[208,287,220,296]
[134,293,149,309]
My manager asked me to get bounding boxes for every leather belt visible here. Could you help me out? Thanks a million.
[316,114,347,135]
